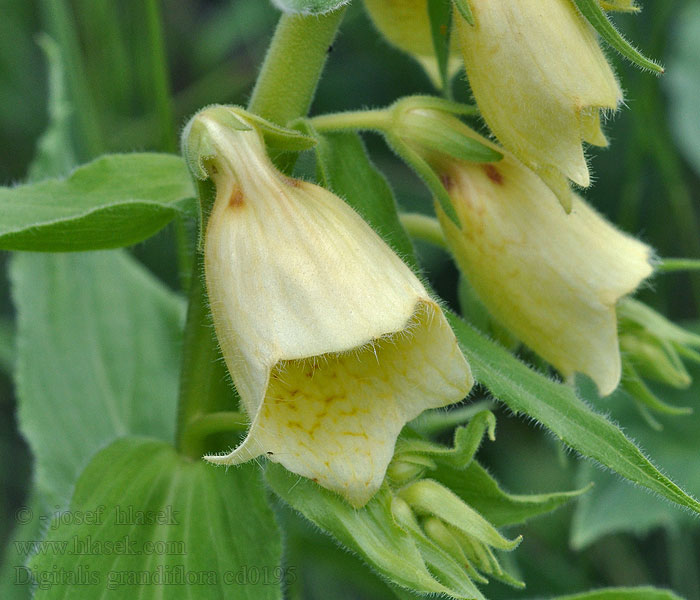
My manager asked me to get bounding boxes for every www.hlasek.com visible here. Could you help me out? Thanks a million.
[15,535,186,557]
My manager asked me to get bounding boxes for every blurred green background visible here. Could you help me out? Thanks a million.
[1,1,700,598]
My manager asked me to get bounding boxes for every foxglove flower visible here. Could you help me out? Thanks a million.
[409,112,653,395]
[362,0,461,88]
[454,0,622,208]
[183,106,473,506]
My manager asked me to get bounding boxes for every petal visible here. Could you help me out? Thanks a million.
[207,302,472,507]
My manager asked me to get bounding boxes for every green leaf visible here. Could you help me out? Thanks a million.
[27,35,75,182]
[665,1,700,177]
[453,0,474,26]
[28,437,282,599]
[433,461,586,527]
[308,128,419,270]
[0,153,195,251]
[553,587,684,600]
[397,411,496,469]
[0,493,45,600]
[572,0,663,73]
[270,0,350,15]
[571,351,700,548]
[446,314,700,517]
[428,0,452,91]
[10,251,185,507]
[265,464,453,597]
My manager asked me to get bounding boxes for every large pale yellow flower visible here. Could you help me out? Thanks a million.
[455,0,622,208]
[408,112,653,395]
[184,106,473,507]
[362,0,461,88]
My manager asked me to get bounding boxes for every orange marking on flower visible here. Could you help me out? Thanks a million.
[484,164,504,185]
[228,188,245,208]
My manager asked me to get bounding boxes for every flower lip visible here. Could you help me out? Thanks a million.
[206,300,472,507]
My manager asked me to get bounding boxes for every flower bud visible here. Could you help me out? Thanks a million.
[601,0,639,12]
[618,298,700,389]
[183,106,473,507]
[455,0,623,208]
[418,113,653,396]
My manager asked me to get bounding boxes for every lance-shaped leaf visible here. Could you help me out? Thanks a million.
[10,251,185,507]
[434,460,587,527]
[29,438,283,599]
[0,153,195,251]
[447,314,700,517]
[573,0,663,72]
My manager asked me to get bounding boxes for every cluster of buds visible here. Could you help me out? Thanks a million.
[386,412,524,591]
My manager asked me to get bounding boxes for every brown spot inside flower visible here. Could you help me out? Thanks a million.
[228,188,244,208]
[440,173,453,191]
[484,164,504,185]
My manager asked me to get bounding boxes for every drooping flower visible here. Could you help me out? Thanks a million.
[406,111,653,395]
[362,0,461,89]
[183,106,473,507]
[454,0,623,209]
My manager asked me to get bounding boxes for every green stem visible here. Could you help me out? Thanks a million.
[400,213,448,249]
[144,0,177,153]
[248,8,347,126]
[180,412,248,459]
[175,247,236,456]
[657,258,700,273]
[176,10,346,457]
[309,109,391,133]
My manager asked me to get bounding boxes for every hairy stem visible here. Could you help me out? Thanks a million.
[400,213,448,249]
[248,8,347,126]
[309,109,391,132]
[658,258,700,273]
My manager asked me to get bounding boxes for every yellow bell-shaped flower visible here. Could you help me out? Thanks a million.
[184,106,473,507]
[363,0,461,88]
[415,113,653,396]
[455,0,623,208]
